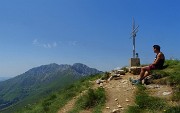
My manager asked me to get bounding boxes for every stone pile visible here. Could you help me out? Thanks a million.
[96,69,126,87]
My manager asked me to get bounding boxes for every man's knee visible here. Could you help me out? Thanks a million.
[145,71,149,76]
[141,67,146,71]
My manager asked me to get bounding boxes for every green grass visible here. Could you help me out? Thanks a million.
[165,106,180,113]
[171,83,180,101]
[165,59,180,68]
[151,60,180,101]
[166,60,180,102]
[68,87,106,113]
[126,85,167,113]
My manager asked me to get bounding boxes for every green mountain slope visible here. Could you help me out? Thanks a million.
[0,63,102,112]
[15,74,104,113]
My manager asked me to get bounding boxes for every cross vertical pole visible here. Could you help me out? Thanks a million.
[131,18,139,58]
[132,18,136,58]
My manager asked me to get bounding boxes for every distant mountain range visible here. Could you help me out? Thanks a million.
[0,63,102,111]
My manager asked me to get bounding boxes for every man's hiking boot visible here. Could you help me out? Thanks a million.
[133,79,142,85]
[129,78,141,85]
[129,77,136,83]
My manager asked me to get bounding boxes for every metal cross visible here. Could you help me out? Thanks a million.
[130,18,139,58]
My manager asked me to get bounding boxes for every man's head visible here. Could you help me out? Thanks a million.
[153,45,160,53]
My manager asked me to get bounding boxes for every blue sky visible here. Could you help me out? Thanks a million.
[0,0,180,77]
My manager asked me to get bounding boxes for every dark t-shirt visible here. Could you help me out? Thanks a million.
[154,52,165,69]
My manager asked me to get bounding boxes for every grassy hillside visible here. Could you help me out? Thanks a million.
[13,74,105,113]
[1,73,79,113]
[127,59,180,113]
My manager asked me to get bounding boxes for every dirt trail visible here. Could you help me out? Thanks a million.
[101,74,137,113]
[58,90,88,113]
[58,73,137,113]
[57,96,77,113]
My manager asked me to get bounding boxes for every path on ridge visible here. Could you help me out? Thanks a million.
[58,73,138,113]
[101,74,137,113]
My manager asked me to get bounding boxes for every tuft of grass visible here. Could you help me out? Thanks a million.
[69,87,106,113]
[80,88,105,109]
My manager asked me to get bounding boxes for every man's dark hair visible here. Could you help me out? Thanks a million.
[153,45,160,51]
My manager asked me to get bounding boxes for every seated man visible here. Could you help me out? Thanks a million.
[132,45,165,84]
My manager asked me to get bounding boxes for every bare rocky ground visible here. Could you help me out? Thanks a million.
[101,75,136,113]
[58,73,173,113]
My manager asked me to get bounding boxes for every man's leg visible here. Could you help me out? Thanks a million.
[139,67,149,81]
[142,71,150,80]
[130,66,150,84]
